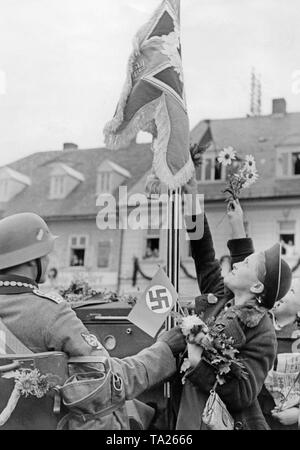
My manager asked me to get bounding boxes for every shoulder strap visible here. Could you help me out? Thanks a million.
[0,317,33,355]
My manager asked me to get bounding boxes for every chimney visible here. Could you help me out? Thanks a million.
[272,98,287,115]
[63,142,78,151]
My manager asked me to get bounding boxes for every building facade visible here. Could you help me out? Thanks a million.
[1,98,299,298]
[191,98,300,285]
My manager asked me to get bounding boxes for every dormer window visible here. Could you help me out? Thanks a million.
[276,135,300,178]
[0,179,8,201]
[277,149,300,177]
[0,167,31,202]
[50,175,66,199]
[196,153,226,182]
[49,163,84,200]
[97,172,112,194]
[96,160,131,195]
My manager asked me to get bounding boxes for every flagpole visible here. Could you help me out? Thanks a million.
[164,187,181,413]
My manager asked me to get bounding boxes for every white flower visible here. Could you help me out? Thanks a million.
[243,170,259,188]
[218,147,236,166]
[180,314,206,337]
[244,155,256,171]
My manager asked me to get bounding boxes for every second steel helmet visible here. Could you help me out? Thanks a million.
[0,213,57,270]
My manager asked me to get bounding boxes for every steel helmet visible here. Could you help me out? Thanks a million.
[0,213,58,270]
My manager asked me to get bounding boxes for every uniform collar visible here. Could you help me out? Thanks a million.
[0,274,38,295]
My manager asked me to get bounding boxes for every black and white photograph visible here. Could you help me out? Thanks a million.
[0,0,300,436]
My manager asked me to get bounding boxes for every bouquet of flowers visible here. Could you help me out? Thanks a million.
[59,278,137,306]
[0,369,58,426]
[217,147,259,201]
[179,314,247,385]
[59,278,99,303]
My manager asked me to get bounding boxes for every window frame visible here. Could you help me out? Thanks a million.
[143,228,161,261]
[68,234,89,268]
[97,171,112,194]
[197,153,226,183]
[0,178,9,202]
[278,221,296,256]
[276,147,300,179]
[50,174,67,199]
[97,240,112,269]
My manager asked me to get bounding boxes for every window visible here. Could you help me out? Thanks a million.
[144,229,160,259]
[69,235,87,267]
[292,153,300,175]
[279,221,296,256]
[196,154,225,182]
[0,179,8,201]
[97,241,111,268]
[277,149,300,177]
[97,172,111,193]
[50,175,66,199]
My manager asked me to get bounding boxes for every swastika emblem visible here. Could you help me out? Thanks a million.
[292,338,300,353]
[146,285,174,314]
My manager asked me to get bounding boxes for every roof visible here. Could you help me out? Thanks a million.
[191,112,300,201]
[58,163,85,182]
[101,160,131,179]
[2,110,300,219]
[0,167,31,186]
[0,143,153,219]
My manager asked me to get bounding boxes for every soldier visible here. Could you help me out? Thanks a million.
[0,212,185,429]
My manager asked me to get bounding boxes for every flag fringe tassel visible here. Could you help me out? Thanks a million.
[152,94,195,190]
[104,93,194,190]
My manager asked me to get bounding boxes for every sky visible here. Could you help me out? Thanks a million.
[0,0,299,166]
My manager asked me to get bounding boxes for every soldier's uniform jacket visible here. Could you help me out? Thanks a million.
[0,274,176,402]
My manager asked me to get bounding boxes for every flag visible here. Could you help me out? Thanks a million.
[104,0,194,190]
[128,267,178,338]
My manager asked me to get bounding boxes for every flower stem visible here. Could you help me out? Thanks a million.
[0,385,21,427]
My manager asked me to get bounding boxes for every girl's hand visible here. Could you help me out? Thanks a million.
[271,407,299,426]
[187,343,203,368]
[227,199,244,223]
[227,200,246,239]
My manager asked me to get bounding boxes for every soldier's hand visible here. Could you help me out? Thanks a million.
[157,326,186,356]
